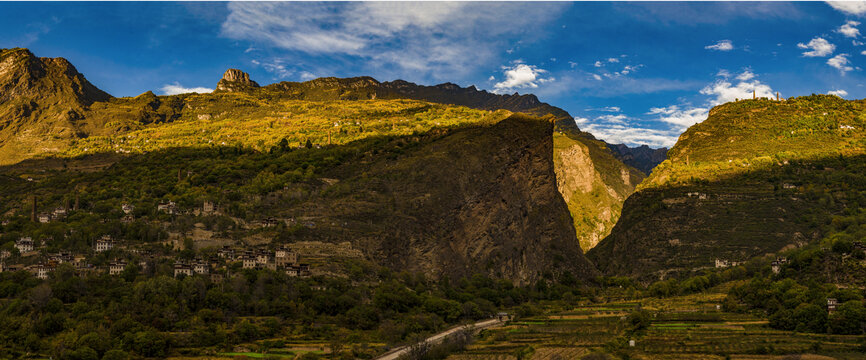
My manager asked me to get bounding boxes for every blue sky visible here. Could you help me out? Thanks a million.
[3,1,866,148]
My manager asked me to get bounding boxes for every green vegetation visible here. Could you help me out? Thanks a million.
[0,263,599,359]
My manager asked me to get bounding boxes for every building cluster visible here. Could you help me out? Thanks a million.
[217,245,310,277]
[2,198,315,281]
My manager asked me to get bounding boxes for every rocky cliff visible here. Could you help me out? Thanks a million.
[283,114,600,284]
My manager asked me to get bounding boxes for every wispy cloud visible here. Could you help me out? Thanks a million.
[827,53,854,73]
[160,82,212,95]
[220,2,567,80]
[705,40,734,51]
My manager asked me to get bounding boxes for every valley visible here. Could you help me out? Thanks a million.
[2,46,866,360]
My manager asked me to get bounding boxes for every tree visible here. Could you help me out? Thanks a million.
[793,303,827,333]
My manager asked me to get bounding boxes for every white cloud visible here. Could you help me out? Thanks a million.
[827,1,866,16]
[492,63,552,93]
[592,74,603,81]
[580,123,680,148]
[828,89,848,97]
[574,117,589,125]
[607,57,620,63]
[736,70,755,81]
[839,20,861,38]
[160,82,213,95]
[600,106,621,112]
[797,37,836,57]
[855,40,865,46]
[862,50,866,55]
[568,61,578,68]
[648,105,710,128]
[705,40,734,51]
[700,78,775,105]
[299,71,317,81]
[597,114,629,124]
[220,2,566,79]
[594,61,603,67]
[827,53,854,73]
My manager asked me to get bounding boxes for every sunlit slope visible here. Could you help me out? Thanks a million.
[589,95,866,281]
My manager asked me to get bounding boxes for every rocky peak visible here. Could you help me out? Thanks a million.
[216,68,259,92]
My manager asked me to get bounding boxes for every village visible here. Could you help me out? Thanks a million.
[0,198,313,281]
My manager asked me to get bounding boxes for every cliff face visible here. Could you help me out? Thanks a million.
[554,131,644,251]
[588,95,866,282]
[281,114,599,284]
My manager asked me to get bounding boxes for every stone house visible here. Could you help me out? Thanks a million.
[202,201,215,214]
[242,256,257,269]
[193,261,209,275]
[95,236,115,252]
[828,298,838,314]
[158,201,177,215]
[275,247,298,266]
[15,237,34,253]
[38,213,51,223]
[174,262,193,277]
[109,260,128,275]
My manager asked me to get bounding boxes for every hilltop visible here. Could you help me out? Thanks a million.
[589,95,866,281]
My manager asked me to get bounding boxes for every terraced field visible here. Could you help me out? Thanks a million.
[446,292,866,359]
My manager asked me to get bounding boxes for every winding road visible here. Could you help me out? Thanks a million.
[374,318,505,360]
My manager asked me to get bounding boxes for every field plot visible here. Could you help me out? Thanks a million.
[447,294,866,359]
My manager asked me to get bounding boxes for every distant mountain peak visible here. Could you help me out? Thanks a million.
[216,68,259,92]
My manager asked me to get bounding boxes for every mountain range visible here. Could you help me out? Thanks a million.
[5,47,863,288]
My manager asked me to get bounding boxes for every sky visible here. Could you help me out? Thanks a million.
[2,1,866,148]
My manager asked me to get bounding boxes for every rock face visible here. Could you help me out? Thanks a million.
[282,114,600,284]
[554,132,644,251]
[216,69,259,92]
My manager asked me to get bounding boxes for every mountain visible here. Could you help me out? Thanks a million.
[0,49,644,255]
[0,48,110,163]
[588,95,866,282]
[607,143,668,174]
[0,49,647,283]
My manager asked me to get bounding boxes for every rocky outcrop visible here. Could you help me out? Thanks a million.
[216,69,259,92]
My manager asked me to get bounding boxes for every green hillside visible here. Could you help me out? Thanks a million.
[589,95,866,282]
